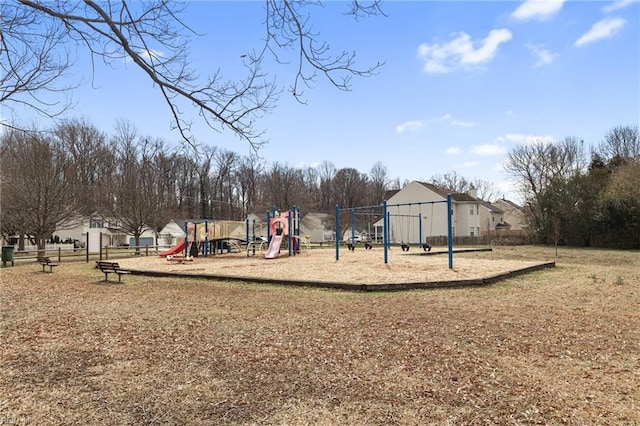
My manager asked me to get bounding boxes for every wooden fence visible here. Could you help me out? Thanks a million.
[5,244,164,265]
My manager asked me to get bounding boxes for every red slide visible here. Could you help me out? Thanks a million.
[159,240,186,257]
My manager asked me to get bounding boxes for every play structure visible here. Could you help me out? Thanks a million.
[158,208,302,261]
[158,220,248,259]
[264,207,301,259]
[335,195,453,268]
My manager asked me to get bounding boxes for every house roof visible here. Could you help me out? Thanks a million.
[383,189,401,201]
[479,200,504,213]
[416,181,450,198]
[415,181,481,203]
[451,193,476,202]
[493,198,523,211]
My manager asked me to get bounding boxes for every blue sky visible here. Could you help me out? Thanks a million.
[5,1,639,201]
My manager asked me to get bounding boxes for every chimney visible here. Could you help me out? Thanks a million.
[467,185,477,199]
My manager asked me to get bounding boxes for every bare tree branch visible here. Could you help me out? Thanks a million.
[3,1,384,150]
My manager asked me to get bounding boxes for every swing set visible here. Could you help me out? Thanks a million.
[388,202,434,252]
[334,194,453,268]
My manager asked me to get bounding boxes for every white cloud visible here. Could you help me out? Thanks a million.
[417,29,512,74]
[138,49,165,61]
[603,0,639,13]
[504,133,555,144]
[511,0,565,21]
[437,114,476,127]
[526,44,558,67]
[506,110,515,116]
[575,18,626,46]
[396,120,424,133]
[446,147,460,154]
[451,120,477,127]
[455,161,480,169]
[471,144,507,155]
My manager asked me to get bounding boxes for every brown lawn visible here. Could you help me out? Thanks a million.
[1,246,639,425]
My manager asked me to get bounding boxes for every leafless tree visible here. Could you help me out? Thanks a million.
[211,149,240,220]
[263,162,305,210]
[299,166,320,211]
[332,167,369,208]
[263,0,384,103]
[109,124,166,252]
[599,125,639,163]
[53,118,115,214]
[369,161,389,204]
[317,160,336,211]
[504,137,586,242]
[0,129,79,254]
[236,155,265,217]
[0,2,75,124]
[428,171,470,194]
[504,137,586,202]
[4,1,383,149]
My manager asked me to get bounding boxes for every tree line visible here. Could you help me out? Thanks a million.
[505,125,639,248]
[2,119,636,251]
[0,119,399,250]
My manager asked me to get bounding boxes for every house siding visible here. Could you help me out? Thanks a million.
[385,181,482,242]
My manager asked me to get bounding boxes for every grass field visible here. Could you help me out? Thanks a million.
[1,246,639,425]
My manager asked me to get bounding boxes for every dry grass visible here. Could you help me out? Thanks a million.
[1,245,639,425]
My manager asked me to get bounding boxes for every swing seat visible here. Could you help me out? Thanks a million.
[364,242,372,250]
[401,243,410,252]
[347,243,355,251]
[423,244,432,252]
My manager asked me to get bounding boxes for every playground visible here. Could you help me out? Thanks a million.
[120,246,553,290]
[125,201,553,290]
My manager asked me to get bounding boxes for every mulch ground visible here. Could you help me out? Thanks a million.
[1,246,638,425]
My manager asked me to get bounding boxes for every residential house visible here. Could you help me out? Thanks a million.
[376,181,488,243]
[300,213,335,243]
[478,200,506,235]
[54,214,155,252]
[492,198,526,231]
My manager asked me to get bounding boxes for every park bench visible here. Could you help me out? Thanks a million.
[95,261,131,283]
[37,256,59,273]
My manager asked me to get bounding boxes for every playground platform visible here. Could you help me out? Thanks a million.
[116,247,555,292]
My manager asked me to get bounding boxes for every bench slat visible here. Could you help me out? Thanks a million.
[37,257,58,272]
[96,261,131,282]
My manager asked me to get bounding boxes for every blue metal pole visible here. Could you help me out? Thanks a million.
[266,211,271,244]
[383,200,388,264]
[204,220,209,257]
[419,214,423,250]
[351,209,355,244]
[288,212,292,257]
[294,206,300,254]
[335,204,340,261]
[447,193,453,269]
[184,221,188,257]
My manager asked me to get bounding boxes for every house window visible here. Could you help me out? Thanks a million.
[476,205,480,215]
[477,227,480,236]
[90,219,103,228]
[469,227,475,237]
[470,206,474,215]
[492,216,495,222]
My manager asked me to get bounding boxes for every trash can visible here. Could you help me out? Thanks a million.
[2,245,15,267]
